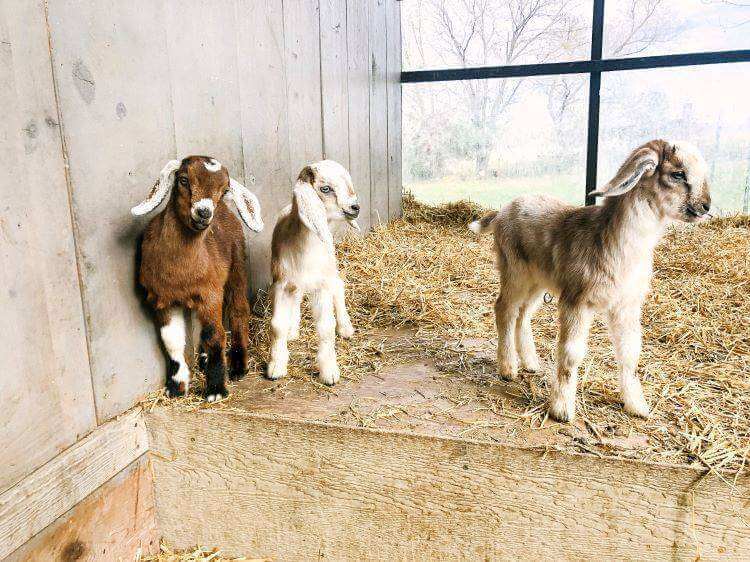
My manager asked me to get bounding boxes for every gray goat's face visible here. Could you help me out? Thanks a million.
[298,160,360,221]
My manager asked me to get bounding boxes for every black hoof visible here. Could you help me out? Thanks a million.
[165,378,186,398]
[204,384,228,402]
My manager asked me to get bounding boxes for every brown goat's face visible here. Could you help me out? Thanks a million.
[649,142,711,223]
[299,160,360,222]
[173,156,229,232]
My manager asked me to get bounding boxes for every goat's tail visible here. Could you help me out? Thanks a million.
[468,210,499,235]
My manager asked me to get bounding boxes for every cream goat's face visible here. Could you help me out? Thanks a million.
[592,139,712,223]
[299,160,360,221]
[653,141,712,223]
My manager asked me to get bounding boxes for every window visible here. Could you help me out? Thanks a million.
[402,0,750,213]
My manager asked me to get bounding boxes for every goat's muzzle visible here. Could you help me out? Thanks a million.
[191,199,215,230]
[343,203,360,219]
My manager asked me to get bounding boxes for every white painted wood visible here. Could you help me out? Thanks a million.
[385,0,402,219]
[0,409,148,560]
[346,0,372,232]
[0,0,96,494]
[368,0,389,226]
[236,0,291,289]
[147,409,750,561]
[319,0,350,165]
[283,0,324,182]
[46,0,176,422]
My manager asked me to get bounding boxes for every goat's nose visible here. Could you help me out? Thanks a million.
[351,204,360,213]
[196,206,212,220]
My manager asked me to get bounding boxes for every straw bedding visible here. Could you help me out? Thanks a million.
[151,195,749,477]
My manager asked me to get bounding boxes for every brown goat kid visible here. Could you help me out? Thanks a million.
[470,140,712,422]
[132,156,263,401]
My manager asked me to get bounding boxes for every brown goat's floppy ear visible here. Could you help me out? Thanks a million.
[131,159,181,216]
[294,180,333,252]
[590,145,659,198]
[227,177,264,232]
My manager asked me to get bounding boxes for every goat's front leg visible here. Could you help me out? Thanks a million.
[311,288,340,385]
[549,303,593,422]
[157,307,190,397]
[288,287,303,341]
[196,297,227,402]
[332,277,354,339]
[495,289,522,380]
[267,282,292,380]
[608,304,649,418]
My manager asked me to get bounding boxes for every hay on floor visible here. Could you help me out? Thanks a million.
[147,195,750,477]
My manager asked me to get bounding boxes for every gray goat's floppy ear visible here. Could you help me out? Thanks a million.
[131,159,181,216]
[294,180,333,251]
[590,146,659,198]
[226,177,264,232]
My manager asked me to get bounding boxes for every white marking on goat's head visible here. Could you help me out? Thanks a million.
[204,158,222,172]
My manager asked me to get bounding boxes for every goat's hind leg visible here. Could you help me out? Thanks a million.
[516,289,543,372]
[157,307,190,397]
[495,282,524,381]
[225,256,251,381]
[608,304,649,418]
[311,288,340,385]
[196,297,228,402]
[267,282,293,380]
[548,302,593,422]
[332,277,354,339]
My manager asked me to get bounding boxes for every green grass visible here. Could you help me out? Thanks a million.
[405,174,584,209]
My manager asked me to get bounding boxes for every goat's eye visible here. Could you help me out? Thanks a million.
[671,171,686,181]
[178,177,189,187]
[320,185,332,194]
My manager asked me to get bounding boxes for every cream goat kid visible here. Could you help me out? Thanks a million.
[470,140,712,422]
[267,160,361,385]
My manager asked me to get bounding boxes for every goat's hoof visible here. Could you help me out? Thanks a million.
[318,366,341,386]
[497,366,519,381]
[165,379,188,398]
[548,394,576,423]
[623,397,650,419]
[229,367,247,382]
[266,361,287,380]
[337,322,355,339]
[520,357,540,373]
[204,384,228,402]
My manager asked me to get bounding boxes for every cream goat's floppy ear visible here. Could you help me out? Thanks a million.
[590,146,659,198]
[294,180,333,251]
[226,177,264,232]
[131,159,181,216]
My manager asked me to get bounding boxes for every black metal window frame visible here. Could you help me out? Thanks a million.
[400,0,750,205]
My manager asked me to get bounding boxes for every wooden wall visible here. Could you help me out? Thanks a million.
[0,0,401,557]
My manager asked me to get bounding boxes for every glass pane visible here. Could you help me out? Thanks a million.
[403,75,589,208]
[402,0,593,71]
[598,63,750,214]
[604,0,750,58]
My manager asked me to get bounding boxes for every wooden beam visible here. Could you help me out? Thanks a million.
[146,409,750,560]
[0,408,149,559]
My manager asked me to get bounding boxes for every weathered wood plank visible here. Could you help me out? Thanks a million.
[6,455,158,562]
[385,0,402,219]
[0,409,149,559]
[165,0,244,178]
[368,0,389,226]
[46,0,176,421]
[319,0,350,165]
[236,0,291,290]
[283,0,324,181]
[346,0,372,232]
[146,409,750,561]
[0,0,96,494]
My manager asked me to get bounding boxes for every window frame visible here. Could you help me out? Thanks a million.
[400,0,750,205]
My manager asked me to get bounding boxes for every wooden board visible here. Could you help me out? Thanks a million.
[146,407,750,561]
[283,0,324,182]
[368,0,389,226]
[385,0,402,219]
[346,0,373,232]
[236,0,291,290]
[46,0,176,422]
[6,455,157,562]
[319,0,350,165]
[0,0,97,493]
[0,408,149,559]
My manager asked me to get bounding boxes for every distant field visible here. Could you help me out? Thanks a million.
[404,174,583,209]
[406,170,749,214]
